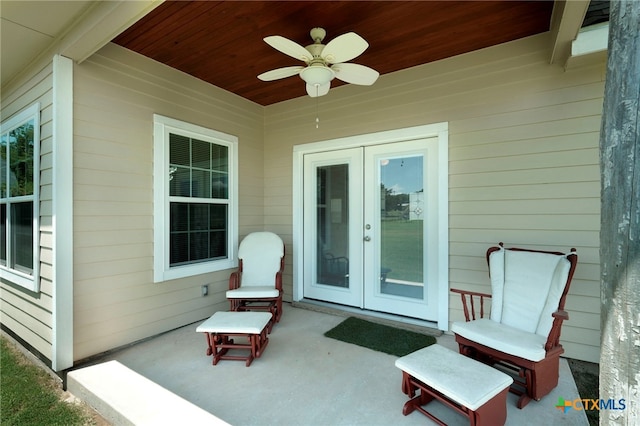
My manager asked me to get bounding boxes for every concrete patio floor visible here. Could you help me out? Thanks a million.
[69,303,588,425]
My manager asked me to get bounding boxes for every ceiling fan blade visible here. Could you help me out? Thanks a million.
[258,66,304,81]
[264,36,312,62]
[331,63,379,85]
[321,32,369,64]
[306,82,331,97]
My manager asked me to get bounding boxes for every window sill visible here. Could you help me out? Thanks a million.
[154,258,237,283]
[0,267,38,292]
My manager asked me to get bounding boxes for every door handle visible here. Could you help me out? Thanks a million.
[364,236,371,242]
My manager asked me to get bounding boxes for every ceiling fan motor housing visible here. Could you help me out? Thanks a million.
[310,27,327,43]
[305,43,326,61]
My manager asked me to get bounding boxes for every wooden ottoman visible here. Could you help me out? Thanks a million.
[395,345,513,426]
[196,312,272,367]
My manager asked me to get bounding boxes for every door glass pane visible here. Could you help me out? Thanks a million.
[379,156,424,299]
[316,164,349,287]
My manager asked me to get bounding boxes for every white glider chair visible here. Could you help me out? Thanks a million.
[451,242,578,408]
[227,232,285,331]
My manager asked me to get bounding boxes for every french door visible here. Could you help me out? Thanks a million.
[302,139,441,321]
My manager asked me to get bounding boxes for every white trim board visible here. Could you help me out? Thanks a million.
[52,54,74,371]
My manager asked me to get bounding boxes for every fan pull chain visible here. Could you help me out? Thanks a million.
[315,85,320,129]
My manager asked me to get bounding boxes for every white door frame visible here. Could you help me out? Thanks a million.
[292,123,449,330]
[302,148,364,307]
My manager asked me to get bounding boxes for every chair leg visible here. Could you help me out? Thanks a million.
[458,343,473,357]
[402,391,435,417]
[276,298,283,322]
[517,394,533,409]
[401,371,416,397]
[528,353,561,402]
[457,339,563,409]
[509,356,562,409]
[203,333,213,356]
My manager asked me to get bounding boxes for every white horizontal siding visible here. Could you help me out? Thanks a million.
[0,62,55,361]
[73,43,264,360]
[264,33,602,362]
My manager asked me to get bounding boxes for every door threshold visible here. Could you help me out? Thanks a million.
[292,299,442,337]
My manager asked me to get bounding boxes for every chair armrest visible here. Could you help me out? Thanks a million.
[552,309,569,321]
[229,271,241,290]
[545,310,569,351]
[451,288,492,322]
[275,255,285,292]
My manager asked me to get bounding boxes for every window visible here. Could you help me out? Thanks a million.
[154,115,238,282]
[0,103,40,291]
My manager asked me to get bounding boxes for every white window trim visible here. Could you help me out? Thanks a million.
[0,103,40,292]
[153,114,238,283]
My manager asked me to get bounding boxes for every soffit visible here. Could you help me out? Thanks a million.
[0,1,93,86]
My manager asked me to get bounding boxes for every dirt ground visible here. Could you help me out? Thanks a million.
[567,358,599,426]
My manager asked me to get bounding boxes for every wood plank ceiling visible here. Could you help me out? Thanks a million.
[113,1,554,106]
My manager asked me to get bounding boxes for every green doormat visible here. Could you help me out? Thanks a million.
[324,317,436,357]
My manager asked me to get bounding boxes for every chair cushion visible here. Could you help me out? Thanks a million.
[226,286,279,299]
[489,248,571,337]
[238,232,284,287]
[451,318,547,362]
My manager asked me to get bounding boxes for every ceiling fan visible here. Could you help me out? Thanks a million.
[258,27,379,98]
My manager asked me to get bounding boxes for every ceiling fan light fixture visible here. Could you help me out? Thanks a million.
[260,28,377,99]
[300,66,334,86]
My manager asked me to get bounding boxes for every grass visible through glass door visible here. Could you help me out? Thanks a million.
[381,219,423,283]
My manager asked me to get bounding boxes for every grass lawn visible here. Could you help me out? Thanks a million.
[0,336,100,425]
[381,219,423,282]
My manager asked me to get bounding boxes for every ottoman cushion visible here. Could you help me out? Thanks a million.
[395,345,513,410]
[196,312,272,334]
